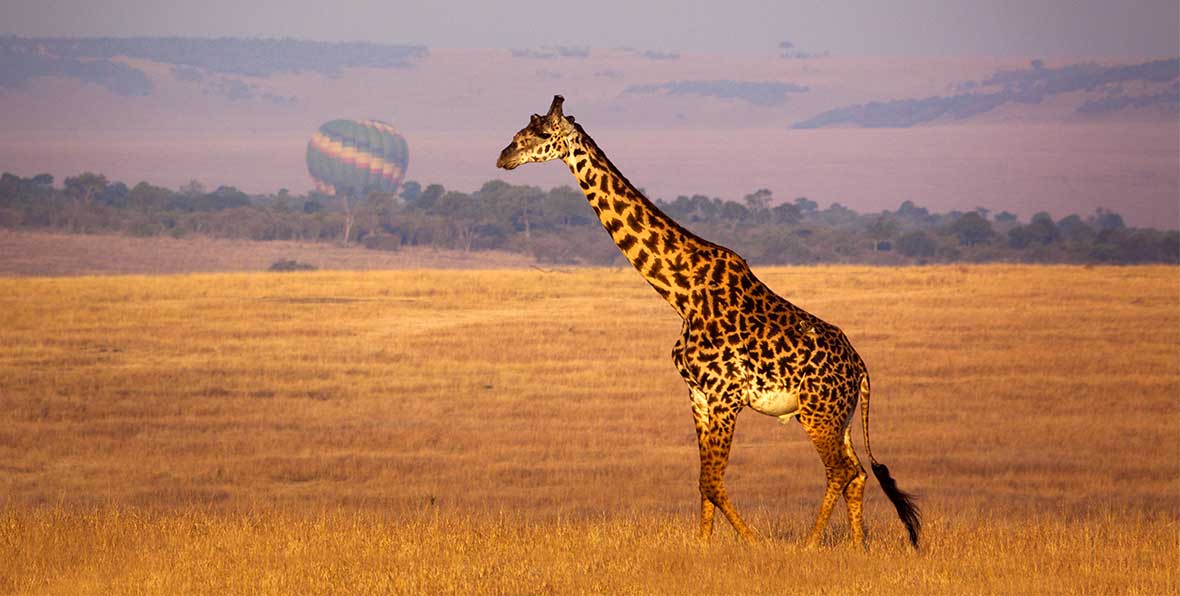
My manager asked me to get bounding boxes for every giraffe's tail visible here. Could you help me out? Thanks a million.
[860,374,922,549]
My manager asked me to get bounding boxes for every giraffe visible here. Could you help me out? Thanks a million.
[496,96,921,549]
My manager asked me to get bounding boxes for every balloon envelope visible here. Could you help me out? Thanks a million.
[307,119,408,197]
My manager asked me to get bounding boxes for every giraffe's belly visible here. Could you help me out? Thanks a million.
[745,385,801,421]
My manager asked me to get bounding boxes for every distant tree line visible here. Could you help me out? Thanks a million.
[1,171,1176,265]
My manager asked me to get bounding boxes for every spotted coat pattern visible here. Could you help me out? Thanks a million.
[497,96,917,548]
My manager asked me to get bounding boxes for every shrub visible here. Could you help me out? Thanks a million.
[268,259,317,272]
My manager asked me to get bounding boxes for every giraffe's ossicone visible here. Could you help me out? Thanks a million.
[497,95,921,549]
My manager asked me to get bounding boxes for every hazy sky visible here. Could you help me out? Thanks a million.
[5,0,1178,57]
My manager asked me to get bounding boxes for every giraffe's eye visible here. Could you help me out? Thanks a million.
[537,132,552,140]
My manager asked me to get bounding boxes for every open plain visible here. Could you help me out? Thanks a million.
[0,264,1177,593]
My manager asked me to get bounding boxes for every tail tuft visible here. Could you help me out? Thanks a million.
[871,461,922,549]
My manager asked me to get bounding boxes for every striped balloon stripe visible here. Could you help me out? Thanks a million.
[307,118,407,196]
[308,132,403,183]
[359,119,400,138]
[322,121,404,161]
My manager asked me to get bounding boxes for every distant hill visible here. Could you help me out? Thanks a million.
[793,58,1179,128]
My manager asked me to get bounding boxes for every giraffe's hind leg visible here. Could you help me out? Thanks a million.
[803,419,865,549]
[840,426,868,548]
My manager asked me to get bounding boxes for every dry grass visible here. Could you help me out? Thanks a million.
[0,265,1177,593]
[3,509,1174,595]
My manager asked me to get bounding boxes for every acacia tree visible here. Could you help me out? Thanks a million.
[897,230,937,258]
[432,190,489,251]
[948,212,994,246]
[63,172,108,230]
[770,202,801,225]
[64,172,108,208]
[476,180,544,241]
[868,215,899,250]
[743,188,773,214]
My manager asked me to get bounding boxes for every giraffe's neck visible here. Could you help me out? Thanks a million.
[562,125,718,317]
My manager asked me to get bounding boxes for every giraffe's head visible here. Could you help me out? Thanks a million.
[496,95,576,170]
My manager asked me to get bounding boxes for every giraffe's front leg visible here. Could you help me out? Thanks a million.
[691,390,719,539]
[690,390,716,539]
[691,390,755,542]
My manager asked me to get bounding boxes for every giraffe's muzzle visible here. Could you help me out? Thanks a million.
[496,145,520,170]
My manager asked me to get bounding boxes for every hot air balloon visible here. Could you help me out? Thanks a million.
[306,119,408,243]
[306,119,409,198]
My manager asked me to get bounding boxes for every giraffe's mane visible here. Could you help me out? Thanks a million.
[568,121,725,254]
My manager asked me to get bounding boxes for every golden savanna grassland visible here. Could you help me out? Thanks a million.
[0,265,1177,594]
